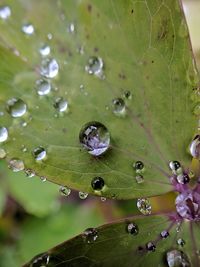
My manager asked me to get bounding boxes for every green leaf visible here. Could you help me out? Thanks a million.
[0,0,199,199]
[24,214,200,267]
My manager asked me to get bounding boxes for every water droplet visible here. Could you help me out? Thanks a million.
[59,186,71,197]
[40,58,59,78]
[25,169,35,178]
[135,174,144,184]
[39,44,51,57]
[0,6,11,20]
[0,126,8,142]
[31,253,50,267]
[160,230,169,239]
[85,56,103,75]
[0,148,6,158]
[22,23,34,35]
[54,97,68,112]
[127,222,138,235]
[79,191,88,200]
[123,90,132,100]
[189,135,200,159]
[112,98,126,116]
[177,238,185,247]
[133,161,145,173]
[8,158,24,172]
[91,177,105,191]
[47,33,53,40]
[169,161,182,175]
[79,121,110,156]
[146,242,156,252]
[33,146,47,161]
[36,79,51,96]
[166,249,190,267]
[137,198,151,215]
[82,228,98,243]
[67,22,75,33]
[101,197,106,202]
[193,104,200,116]
[176,173,190,184]
[6,98,27,118]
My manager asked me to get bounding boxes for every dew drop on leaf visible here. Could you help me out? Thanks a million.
[0,6,11,20]
[135,174,144,184]
[31,253,50,267]
[21,23,35,35]
[166,249,190,267]
[189,135,200,159]
[25,168,35,178]
[133,161,145,173]
[39,44,51,57]
[85,56,103,75]
[112,98,126,116]
[59,186,71,197]
[127,222,138,235]
[40,176,47,182]
[177,238,185,247]
[6,98,27,118]
[78,191,88,200]
[123,90,132,100]
[8,158,25,172]
[54,97,68,112]
[137,198,151,215]
[100,197,106,202]
[91,176,105,191]
[0,126,8,142]
[82,228,98,243]
[40,58,59,79]
[79,121,110,156]
[160,230,169,239]
[67,22,75,33]
[0,148,6,158]
[146,241,156,252]
[32,146,47,161]
[176,173,190,184]
[36,79,51,96]
[169,161,182,175]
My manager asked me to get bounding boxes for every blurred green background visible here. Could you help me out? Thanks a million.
[0,0,199,266]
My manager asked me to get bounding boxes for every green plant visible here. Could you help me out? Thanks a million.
[0,0,200,266]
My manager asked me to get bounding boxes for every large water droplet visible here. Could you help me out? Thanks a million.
[189,135,200,159]
[40,58,59,78]
[127,222,138,235]
[169,161,182,175]
[59,186,71,197]
[0,126,8,142]
[85,56,103,75]
[91,177,105,191]
[82,228,98,243]
[0,148,6,158]
[8,158,24,172]
[79,121,110,156]
[33,146,47,161]
[0,6,11,20]
[79,191,88,200]
[39,44,51,57]
[54,97,68,112]
[36,79,51,96]
[22,23,35,35]
[112,98,126,116]
[166,249,190,267]
[137,198,151,215]
[6,98,27,117]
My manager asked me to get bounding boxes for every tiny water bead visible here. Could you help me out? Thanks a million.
[0,126,8,142]
[146,242,156,252]
[31,253,50,267]
[79,191,88,200]
[22,23,35,35]
[175,189,200,220]
[8,158,24,172]
[25,169,35,178]
[135,174,144,184]
[0,148,6,158]
[91,177,105,191]
[137,198,152,215]
[82,228,98,243]
[176,173,190,185]
[166,250,190,267]
[59,186,71,197]
[189,135,200,159]
[112,98,126,116]
[169,161,182,175]
[39,44,51,57]
[177,238,185,247]
[54,97,68,112]
[79,121,110,156]
[0,6,11,20]
[160,230,169,239]
[85,56,103,75]
[127,222,138,235]
[40,58,59,79]
[133,161,145,173]
[36,79,51,96]
[123,90,132,100]
[33,146,47,161]
[67,22,75,33]
[40,176,47,182]
[6,98,27,117]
